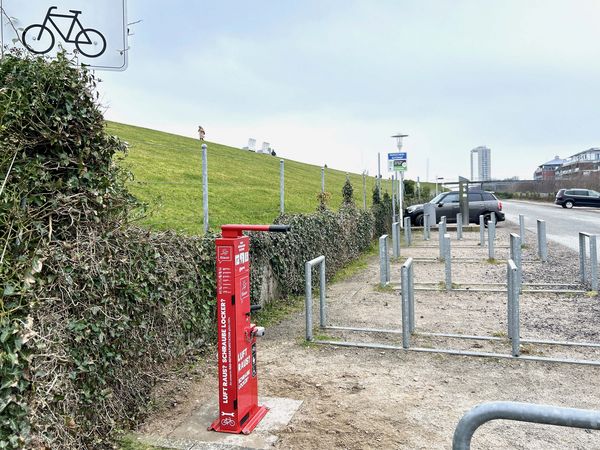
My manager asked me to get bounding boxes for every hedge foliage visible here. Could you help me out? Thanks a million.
[0,53,380,449]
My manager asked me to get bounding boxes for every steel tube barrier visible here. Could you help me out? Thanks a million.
[445,234,452,290]
[404,217,412,246]
[579,232,598,291]
[392,222,400,258]
[452,401,600,450]
[479,215,485,246]
[507,260,520,356]
[537,219,548,262]
[401,258,415,348]
[408,261,415,333]
[519,214,525,245]
[456,213,463,240]
[304,255,326,341]
[424,213,431,241]
[487,219,496,259]
[509,233,522,293]
[379,235,390,287]
[439,217,447,260]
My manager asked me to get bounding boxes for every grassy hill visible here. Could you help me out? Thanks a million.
[107,122,403,234]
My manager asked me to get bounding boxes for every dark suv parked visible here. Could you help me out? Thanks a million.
[555,188,600,208]
[406,190,505,226]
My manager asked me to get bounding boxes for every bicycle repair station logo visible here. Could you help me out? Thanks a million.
[0,0,128,71]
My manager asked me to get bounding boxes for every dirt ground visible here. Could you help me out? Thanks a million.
[139,223,600,449]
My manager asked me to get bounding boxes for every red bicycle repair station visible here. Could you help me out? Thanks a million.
[210,224,290,435]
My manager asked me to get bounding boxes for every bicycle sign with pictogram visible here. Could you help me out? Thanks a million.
[1,0,128,71]
[23,7,107,57]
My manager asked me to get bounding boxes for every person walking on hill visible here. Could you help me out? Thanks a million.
[198,126,206,141]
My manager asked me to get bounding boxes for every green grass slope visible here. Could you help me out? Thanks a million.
[107,122,397,234]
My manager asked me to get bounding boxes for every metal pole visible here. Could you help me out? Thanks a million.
[280,159,285,215]
[537,219,547,262]
[591,235,598,292]
[404,217,410,246]
[305,262,313,341]
[445,234,452,290]
[424,214,430,241]
[202,144,209,233]
[362,172,367,210]
[409,262,415,333]
[392,222,400,258]
[479,215,485,247]
[379,235,388,287]
[392,175,396,223]
[321,166,325,193]
[439,219,446,261]
[377,153,381,197]
[401,265,411,349]
[580,233,587,284]
[320,259,327,327]
[452,401,600,450]
[509,261,520,357]
[488,220,496,260]
[457,213,463,240]
[507,261,514,339]
[407,217,412,245]
[510,234,522,292]
[399,172,404,227]
[519,214,525,246]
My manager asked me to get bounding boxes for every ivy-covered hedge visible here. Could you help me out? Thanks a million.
[0,53,379,449]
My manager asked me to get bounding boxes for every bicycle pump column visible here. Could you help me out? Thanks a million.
[210,224,291,435]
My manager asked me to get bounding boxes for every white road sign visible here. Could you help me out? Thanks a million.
[1,0,128,71]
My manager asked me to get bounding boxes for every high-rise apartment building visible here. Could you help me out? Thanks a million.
[470,146,491,181]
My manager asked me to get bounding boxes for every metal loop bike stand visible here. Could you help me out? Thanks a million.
[308,253,600,367]
[509,233,522,293]
[392,222,401,258]
[304,255,326,341]
[537,219,548,262]
[579,232,598,292]
[452,401,600,450]
[379,234,390,287]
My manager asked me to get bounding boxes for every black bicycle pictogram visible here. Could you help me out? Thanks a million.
[22,6,107,58]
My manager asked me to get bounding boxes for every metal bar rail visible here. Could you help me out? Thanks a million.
[452,401,600,450]
[304,255,326,341]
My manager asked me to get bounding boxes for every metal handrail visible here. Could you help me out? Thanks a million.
[453,401,600,450]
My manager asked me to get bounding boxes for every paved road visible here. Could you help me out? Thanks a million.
[502,200,600,252]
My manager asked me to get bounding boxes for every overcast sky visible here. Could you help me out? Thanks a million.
[17,0,600,182]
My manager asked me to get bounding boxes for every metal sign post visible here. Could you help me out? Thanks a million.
[387,151,407,228]
[1,0,129,71]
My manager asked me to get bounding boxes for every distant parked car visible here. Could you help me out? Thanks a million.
[406,189,505,226]
[555,188,600,208]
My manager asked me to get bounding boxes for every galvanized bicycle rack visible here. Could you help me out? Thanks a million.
[307,229,600,366]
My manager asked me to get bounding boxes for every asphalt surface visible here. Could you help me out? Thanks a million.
[502,200,600,252]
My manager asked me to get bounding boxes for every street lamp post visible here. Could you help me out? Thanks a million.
[391,133,408,227]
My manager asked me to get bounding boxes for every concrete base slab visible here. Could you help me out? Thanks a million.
[137,396,302,450]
